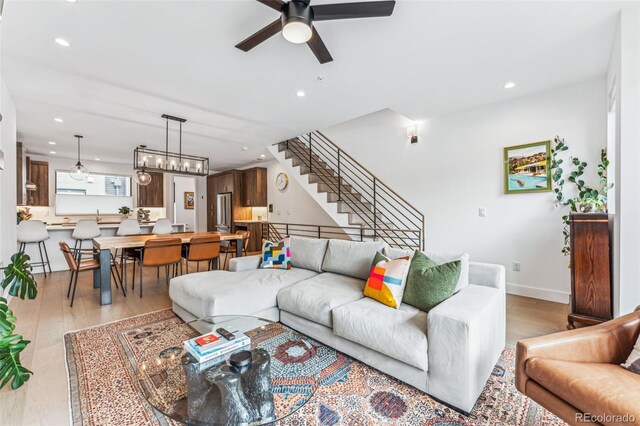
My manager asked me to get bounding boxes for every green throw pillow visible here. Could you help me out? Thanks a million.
[402,250,461,312]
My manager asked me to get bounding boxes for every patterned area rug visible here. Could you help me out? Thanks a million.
[64,309,565,425]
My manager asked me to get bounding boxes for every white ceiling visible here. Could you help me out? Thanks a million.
[1,0,623,169]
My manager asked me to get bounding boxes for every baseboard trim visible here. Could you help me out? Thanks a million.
[506,283,569,304]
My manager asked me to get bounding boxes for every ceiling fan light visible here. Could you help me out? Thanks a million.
[283,20,312,44]
[135,170,152,186]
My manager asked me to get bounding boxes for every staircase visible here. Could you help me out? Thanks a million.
[268,131,424,250]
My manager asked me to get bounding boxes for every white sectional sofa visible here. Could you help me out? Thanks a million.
[169,237,506,413]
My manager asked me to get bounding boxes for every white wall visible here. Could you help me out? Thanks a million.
[322,78,608,303]
[265,160,339,226]
[607,5,640,315]
[0,78,17,266]
[173,176,196,231]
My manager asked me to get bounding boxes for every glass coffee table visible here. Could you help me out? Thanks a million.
[135,315,321,425]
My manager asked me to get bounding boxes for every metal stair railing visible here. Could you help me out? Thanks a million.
[275,131,424,250]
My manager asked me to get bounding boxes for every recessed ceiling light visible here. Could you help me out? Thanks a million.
[54,38,71,47]
[94,158,101,161]
[296,90,306,97]
[242,146,249,151]
[504,81,516,89]
[54,117,64,123]
[259,154,266,158]
[48,141,56,145]
[49,151,56,154]
[65,0,78,3]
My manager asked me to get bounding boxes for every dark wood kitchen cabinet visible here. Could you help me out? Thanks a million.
[26,158,49,206]
[138,172,164,207]
[207,170,253,231]
[242,167,267,207]
[567,213,612,329]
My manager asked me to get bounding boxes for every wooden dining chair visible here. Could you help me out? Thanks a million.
[131,237,182,297]
[221,230,250,270]
[182,235,221,273]
[59,241,124,307]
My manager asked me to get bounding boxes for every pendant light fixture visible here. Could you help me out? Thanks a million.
[135,145,152,186]
[69,134,89,181]
[133,114,209,177]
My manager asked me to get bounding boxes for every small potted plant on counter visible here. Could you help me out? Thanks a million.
[118,206,132,218]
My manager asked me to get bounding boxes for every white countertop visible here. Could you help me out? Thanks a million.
[42,222,185,231]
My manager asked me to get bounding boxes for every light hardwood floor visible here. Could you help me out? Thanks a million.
[0,268,568,426]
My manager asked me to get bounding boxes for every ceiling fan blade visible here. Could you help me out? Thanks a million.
[256,0,286,12]
[235,19,283,52]
[312,1,396,21]
[307,27,333,64]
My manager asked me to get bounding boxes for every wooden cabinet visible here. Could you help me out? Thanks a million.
[16,142,26,205]
[138,172,164,207]
[27,159,49,206]
[235,221,264,252]
[242,167,267,207]
[206,170,253,231]
[568,213,612,329]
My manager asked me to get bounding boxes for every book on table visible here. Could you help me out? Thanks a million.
[184,328,251,363]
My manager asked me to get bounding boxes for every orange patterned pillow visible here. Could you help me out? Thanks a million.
[363,252,410,309]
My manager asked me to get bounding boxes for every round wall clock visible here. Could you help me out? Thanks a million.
[276,172,289,191]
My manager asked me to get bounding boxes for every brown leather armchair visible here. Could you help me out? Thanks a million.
[516,311,640,426]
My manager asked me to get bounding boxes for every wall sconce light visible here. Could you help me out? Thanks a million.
[406,124,419,144]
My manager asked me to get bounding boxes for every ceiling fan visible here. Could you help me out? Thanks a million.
[235,0,396,64]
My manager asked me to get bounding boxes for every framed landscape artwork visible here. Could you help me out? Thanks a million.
[503,140,552,194]
[184,191,195,209]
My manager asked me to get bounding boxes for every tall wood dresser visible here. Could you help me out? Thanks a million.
[568,213,612,329]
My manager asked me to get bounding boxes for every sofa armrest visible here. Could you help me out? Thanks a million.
[515,310,640,393]
[426,284,506,412]
[229,255,261,272]
[469,262,505,290]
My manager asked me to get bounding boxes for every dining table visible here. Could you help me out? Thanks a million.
[92,231,245,305]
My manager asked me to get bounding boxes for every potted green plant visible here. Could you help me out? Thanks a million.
[118,206,132,218]
[0,252,37,389]
[551,136,612,256]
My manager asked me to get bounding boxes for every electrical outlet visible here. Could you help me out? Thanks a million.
[478,208,487,217]
[512,261,521,272]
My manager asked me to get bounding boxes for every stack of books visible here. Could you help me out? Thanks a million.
[184,329,251,363]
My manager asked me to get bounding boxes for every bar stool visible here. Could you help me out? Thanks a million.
[183,235,221,273]
[17,220,52,277]
[71,219,101,258]
[152,218,173,235]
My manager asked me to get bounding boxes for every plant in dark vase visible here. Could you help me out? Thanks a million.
[551,136,612,256]
[0,252,37,389]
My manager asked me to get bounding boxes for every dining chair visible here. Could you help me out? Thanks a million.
[182,235,221,273]
[116,218,141,277]
[131,237,183,297]
[152,218,173,235]
[59,241,125,307]
[221,230,250,270]
[17,220,52,277]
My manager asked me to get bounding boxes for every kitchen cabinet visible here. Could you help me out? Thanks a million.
[138,172,164,207]
[242,167,267,207]
[234,221,264,252]
[27,159,49,206]
[16,142,26,205]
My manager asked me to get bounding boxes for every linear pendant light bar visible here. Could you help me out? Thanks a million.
[133,114,209,177]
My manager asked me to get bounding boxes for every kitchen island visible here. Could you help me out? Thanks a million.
[20,221,186,273]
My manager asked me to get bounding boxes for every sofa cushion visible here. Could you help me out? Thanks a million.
[403,252,460,312]
[260,237,291,269]
[363,252,411,309]
[169,268,317,318]
[322,239,387,280]
[277,272,365,327]
[289,236,328,273]
[383,248,469,293]
[526,358,640,422]
[332,298,428,371]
